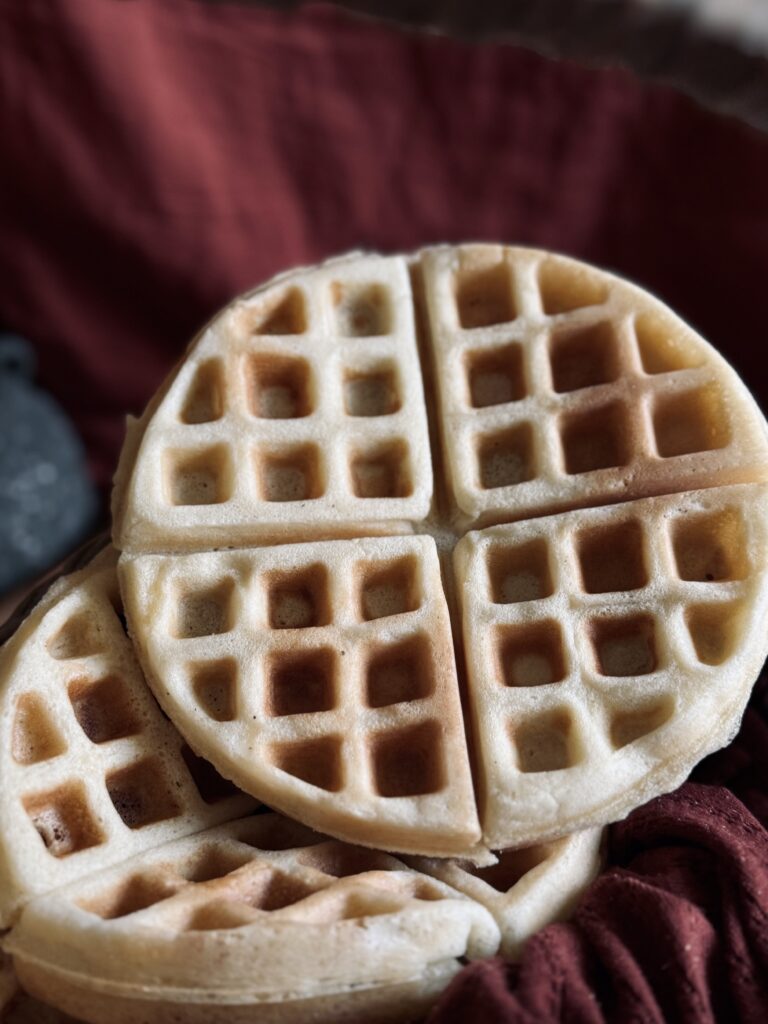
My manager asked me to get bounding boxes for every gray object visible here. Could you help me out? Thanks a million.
[0,335,98,595]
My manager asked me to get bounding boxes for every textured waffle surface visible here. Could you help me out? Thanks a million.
[121,486,768,853]
[408,826,602,957]
[113,244,768,856]
[5,815,501,1022]
[114,244,768,551]
[119,535,481,857]
[113,254,432,551]
[0,551,255,926]
[421,246,768,526]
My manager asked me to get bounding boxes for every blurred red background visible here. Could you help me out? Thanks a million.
[3,0,768,500]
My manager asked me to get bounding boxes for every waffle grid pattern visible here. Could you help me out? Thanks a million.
[72,822,454,933]
[121,536,480,853]
[122,255,432,547]
[422,246,767,525]
[456,486,768,846]
[0,560,253,918]
[6,817,501,998]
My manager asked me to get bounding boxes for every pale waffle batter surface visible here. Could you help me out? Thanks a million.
[0,550,256,927]
[0,549,599,1024]
[3,813,600,1023]
[113,245,768,858]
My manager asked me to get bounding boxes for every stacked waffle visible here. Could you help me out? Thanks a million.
[2,245,767,1022]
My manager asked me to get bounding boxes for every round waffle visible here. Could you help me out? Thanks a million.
[0,549,255,927]
[113,245,768,856]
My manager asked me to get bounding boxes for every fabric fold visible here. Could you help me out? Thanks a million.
[430,777,768,1023]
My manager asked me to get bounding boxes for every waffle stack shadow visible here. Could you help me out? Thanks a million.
[2,244,767,1022]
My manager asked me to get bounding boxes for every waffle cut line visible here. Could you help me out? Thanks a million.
[113,245,768,551]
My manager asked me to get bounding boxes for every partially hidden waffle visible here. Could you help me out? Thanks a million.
[408,826,601,958]
[0,549,255,927]
[113,245,768,857]
[4,814,500,1024]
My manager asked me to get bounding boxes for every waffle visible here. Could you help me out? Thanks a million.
[408,827,602,958]
[119,535,482,858]
[113,245,768,856]
[420,245,768,527]
[112,253,432,553]
[4,814,500,1024]
[456,484,768,847]
[0,549,255,927]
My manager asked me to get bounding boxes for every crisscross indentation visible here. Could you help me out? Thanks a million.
[74,819,460,933]
[420,245,766,530]
[456,486,767,848]
[1,559,254,920]
[120,535,481,856]
[116,255,432,551]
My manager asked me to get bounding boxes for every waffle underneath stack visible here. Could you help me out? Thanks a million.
[0,545,600,1023]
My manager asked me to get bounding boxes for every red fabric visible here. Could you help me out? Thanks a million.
[3,1,768,492]
[3,3,768,1022]
[430,781,768,1024]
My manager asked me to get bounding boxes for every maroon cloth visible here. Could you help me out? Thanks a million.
[3,1,768,492]
[3,3,768,1022]
[430,779,768,1024]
